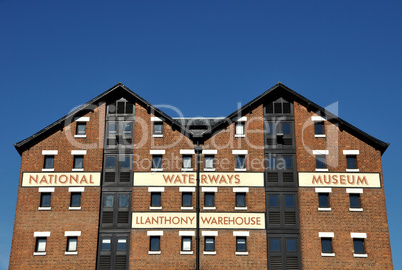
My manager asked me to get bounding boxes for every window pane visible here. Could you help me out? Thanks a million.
[266,103,273,113]
[123,123,132,134]
[204,193,214,207]
[67,237,77,252]
[71,193,81,207]
[36,238,47,252]
[183,156,192,168]
[235,122,244,135]
[106,157,115,169]
[182,237,191,251]
[182,192,192,207]
[235,155,245,169]
[108,123,117,134]
[269,195,279,207]
[316,155,326,169]
[350,194,361,208]
[282,123,291,135]
[74,156,84,169]
[285,195,294,207]
[353,239,365,254]
[267,156,276,169]
[283,102,291,113]
[44,156,54,169]
[117,239,127,250]
[104,195,114,208]
[153,123,163,134]
[120,156,131,168]
[236,237,246,252]
[283,156,292,169]
[236,193,246,207]
[321,238,332,253]
[151,192,161,207]
[318,193,329,208]
[41,193,51,207]
[270,238,280,251]
[286,239,297,252]
[347,155,357,169]
[117,101,125,114]
[267,123,275,135]
[153,156,162,168]
[314,122,324,135]
[205,156,214,169]
[274,102,282,113]
[205,237,215,251]
[101,239,111,250]
[150,236,160,251]
[119,195,129,207]
[76,122,86,135]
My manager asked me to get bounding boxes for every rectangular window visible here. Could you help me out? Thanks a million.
[321,238,332,253]
[117,239,127,250]
[70,192,81,207]
[152,155,162,169]
[235,122,245,135]
[347,155,357,169]
[103,195,114,208]
[40,193,51,207]
[182,192,192,207]
[123,123,132,135]
[150,236,160,251]
[204,236,215,251]
[236,193,246,207]
[153,122,163,135]
[35,237,47,252]
[316,155,326,169]
[151,192,161,207]
[76,122,86,135]
[101,238,111,250]
[204,155,214,169]
[204,192,215,207]
[66,236,78,252]
[236,237,247,252]
[318,193,329,208]
[182,236,192,251]
[73,155,84,169]
[353,238,365,254]
[349,193,361,208]
[235,155,245,169]
[314,122,325,135]
[182,155,192,169]
[43,155,54,169]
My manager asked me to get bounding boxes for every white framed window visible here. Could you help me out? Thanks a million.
[148,231,163,255]
[151,117,164,137]
[343,150,360,172]
[319,232,335,257]
[233,231,249,256]
[150,150,165,171]
[235,122,245,137]
[233,187,249,210]
[233,150,247,171]
[38,187,54,211]
[74,117,89,138]
[315,188,332,211]
[347,188,363,212]
[33,232,50,256]
[313,150,329,171]
[42,150,57,172]
[202,231,218,255]
[351,233,367,258]
[203,150,217,171]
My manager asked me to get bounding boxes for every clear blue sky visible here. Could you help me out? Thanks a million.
[1,0,401,268]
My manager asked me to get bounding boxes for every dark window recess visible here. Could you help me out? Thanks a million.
[235,155,245,169]
[350,193,361,208]
[236,193,246,207]
[318,193,330,208]
[152,155,162,169]
[182,192,192,207]
[236,237,247,252]
[321,238,333,253]
[269,236,300,270]
[314,122,325,135]
[97,235,129,270]
[103,155,132,185]
[70,192,81,207]
[43,155,54,169]
[316,155,326,169]
[265,122,293,147]
[109,100,133,115]
[40,193,51,207]
[76,122,86,135]
[204,192,215,207]
[267,172,279,183]
[266,154,296,186]
[119,172,131,182]
[73,155,84,169]
[204,236,215,251]
[267,193,298,228]
[151,192,161,207]
[353,238,365,254]
[153,122,163,135]
[35,237,47,252]
[266,99,292,114]
[347,155,358,169]
[283,172,294,182]
[150,236,160,251]
[101,194,130,227]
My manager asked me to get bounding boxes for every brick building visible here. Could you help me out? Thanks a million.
[10,82,393,269]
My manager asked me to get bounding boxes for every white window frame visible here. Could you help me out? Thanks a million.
[71,150,87,171]
[150,150,165,171]
[151,117,164,137]
[180,187,195,210]
[343,150,360,172]
[233,231,249,256]
[202,231,218,255]
[33,232,50,256]
[203,150,217,171]
[149,187,164,210]
[148,231,163,255]
[313,150,329,172]
[179,231,195,254]
[351,233,368,258]
[347,188,363,212]
[74,117,89,138]
[181,151,194,171]
[315,188,332,211]
[68,187,84,211]
[64,231,81,255]
[38,188,54,211]
[319,232,335,257]
[312,116,327,138]
[233,150,247,171]
[235,118,246,137]
[233,188,249,211]
[42,150,58,172]
[202,187,217,210]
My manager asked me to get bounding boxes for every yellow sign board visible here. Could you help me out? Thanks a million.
[22,172,101,187]
[298,172,381,188]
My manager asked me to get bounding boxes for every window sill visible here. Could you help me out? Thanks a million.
[203,251,216,255]
[181,207,194,210]
[203,207,216,210]
[350,208,363,212]
[235,168,246,172]
[182,168,194,172]
[315,134,326,138]
[235,252,249,256]
[74,135,86,138]
[72,168,84,172]
[152,134,163,138]
[151,168,163,172]
[33,252,46,256]
[69,206,82,211]
[235,207,248,211]
[38,207,51,211]
[235,134,245,138]
[346,169,360,172]
[321,253,335,257]
[150,206,162,210]
[148,251,161,255]
[65,251,78,255]
[353,253,368,258]
[315,168,328,172]
[204,168,215,171]
[318,207,331,211]
[42,168,54,172]
[180,251,193,255]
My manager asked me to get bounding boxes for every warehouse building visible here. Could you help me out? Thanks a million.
[10,82,393,269]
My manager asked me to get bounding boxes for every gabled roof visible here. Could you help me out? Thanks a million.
[15,82,389,156]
